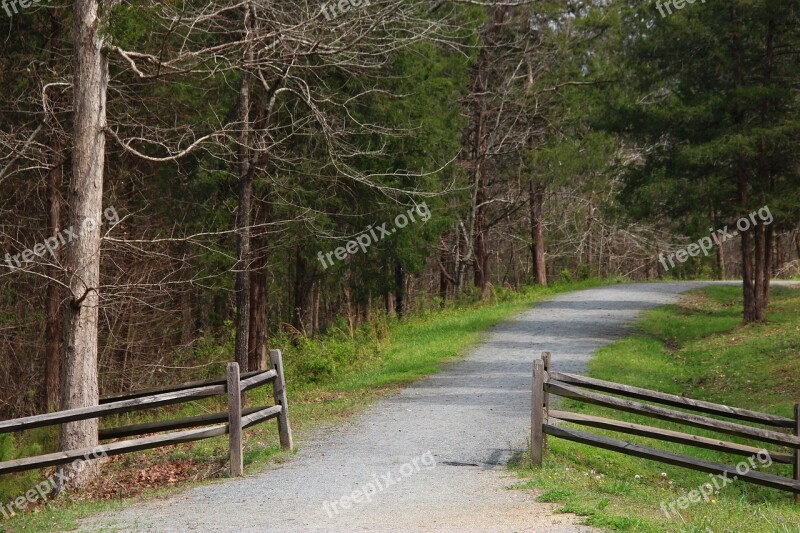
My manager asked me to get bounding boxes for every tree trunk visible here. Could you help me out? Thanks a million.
[472,171,489,299]
[773,232,783,276]
[438,252,451,304]
[292,247,310,333]
[59,0,109,489]
[762,223,773,308]
[753,223,767,321]
[233,4,254,375]
[44,11,65,414]
[731,4,758,324]
[312,280,320,334]
[384,289,395,317]
[248,201,269,371]
[394,261,405,317]
[342,283,355,333]
[795,230,800,264]
[740,212,758,322]
[455,225,465,295]
[181,288,193,346]
[529,179,547,286]
[45,151,63,412]
[756,16,775,314]
[248,262,267,370]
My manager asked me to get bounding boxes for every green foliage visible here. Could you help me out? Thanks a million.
[0,433,47,507]
[275,319,388,384]
[601,0,800,234]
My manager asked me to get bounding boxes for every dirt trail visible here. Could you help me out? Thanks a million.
[79,282,710,532]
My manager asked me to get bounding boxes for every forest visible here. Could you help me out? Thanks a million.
[1,0,800,494]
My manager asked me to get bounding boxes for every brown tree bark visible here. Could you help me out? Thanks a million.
[731,4,758,324]
[181,287,193,346]
[248,201,269,370]
[472,165,490,298]
[292,247,310,333]
[312,280,320,334]
[394,261,405,317]
[739,192,758,322]
[796,230,800,264]
[773,232,783,276]
[756,17,775,313]
[248,263,267,370]
[43,9,65,414]
[762,223,773,308]
[384,289,395,317]
[529,179,547,286]
[753,223,767,321]
[438,252,455,305]
[59,0,110,489]
[233,3,255,375]
[45,151,63,412]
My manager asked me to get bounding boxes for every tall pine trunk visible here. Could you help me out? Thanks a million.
[731,4,758,324]
[755,17,776,314]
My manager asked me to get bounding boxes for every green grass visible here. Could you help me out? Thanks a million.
[512,284,800,532]
[1,277,612,532]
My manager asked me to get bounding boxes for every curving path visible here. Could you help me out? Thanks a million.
[79,282,712,533]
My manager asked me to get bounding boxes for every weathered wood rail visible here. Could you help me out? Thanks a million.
[0,349,293,478]
[531,352,800,501]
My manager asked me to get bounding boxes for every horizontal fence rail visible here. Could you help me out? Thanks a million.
[545,425,799,494]
[548,371,795,428]
[0,425,228,476]
[0,384,226,435]
[545,381,800,448]
[99,369,270,404]
[548,409,795,464]
[98,405,274,440]
[0,349,293,480]
[531,352,800,501]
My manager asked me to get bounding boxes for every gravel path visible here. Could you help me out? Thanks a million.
[79,282,712,533]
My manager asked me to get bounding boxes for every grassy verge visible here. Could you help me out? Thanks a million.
[512,284,800,532]
[1,277,612,532]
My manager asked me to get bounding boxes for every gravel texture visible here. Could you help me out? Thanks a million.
[79,282,713,533]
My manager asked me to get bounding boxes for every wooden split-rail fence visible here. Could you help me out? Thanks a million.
[0,349,293,478]
[531,352,800,502]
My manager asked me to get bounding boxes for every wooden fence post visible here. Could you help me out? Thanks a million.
[531,359,545,466]
[227,362,243,477]
[542,352,551,452]
[269,349,294,450]
[794,403,799,504]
